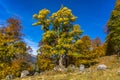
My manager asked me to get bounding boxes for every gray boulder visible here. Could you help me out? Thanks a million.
[6,75,13,80]
[97,64,107,70]
[79,64,85,72]
[20,70,29,78]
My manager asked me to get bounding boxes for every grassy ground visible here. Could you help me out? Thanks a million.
[14,55,120,80]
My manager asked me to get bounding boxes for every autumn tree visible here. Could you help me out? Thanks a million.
[80,36,92,53]
[106,0,120,56]
[70,36,105,66]
[92,37,101,47]
[92,37,105,58]
[71,36,97,66]
[33,6,82,70]
[0,18,29,78]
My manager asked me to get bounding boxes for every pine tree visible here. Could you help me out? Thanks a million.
[106,0,120,55]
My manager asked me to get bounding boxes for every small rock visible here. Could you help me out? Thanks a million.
[97,64,107,70]
[21,70,29,78]
[79,64,85,72]
[6,75,13,80]
[34,72,39,76]
[117,70,120,75]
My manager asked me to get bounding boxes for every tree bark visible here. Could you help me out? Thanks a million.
[59,54,65,70]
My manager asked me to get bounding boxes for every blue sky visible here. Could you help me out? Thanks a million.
[0,0,116,54]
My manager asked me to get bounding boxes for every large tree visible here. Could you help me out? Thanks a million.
[106,0,120,56]
[33,7,82,69]
[0,18,28,78]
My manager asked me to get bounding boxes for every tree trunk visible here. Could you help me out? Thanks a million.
[59,54,65,70]
[64,54,68,68]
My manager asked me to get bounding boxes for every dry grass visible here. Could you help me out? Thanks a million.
[13,55,120,80]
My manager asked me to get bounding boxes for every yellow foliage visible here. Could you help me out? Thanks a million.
[39,9,50,15]
[37,54,54,71]
[63,21,69,25]
[38,15,45,19]
[58,18,63,23]
[0,63,10,79]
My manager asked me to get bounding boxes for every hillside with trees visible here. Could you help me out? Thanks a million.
[0,0,120,80]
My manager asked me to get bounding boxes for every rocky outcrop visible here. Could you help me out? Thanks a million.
[21,70,29,78]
